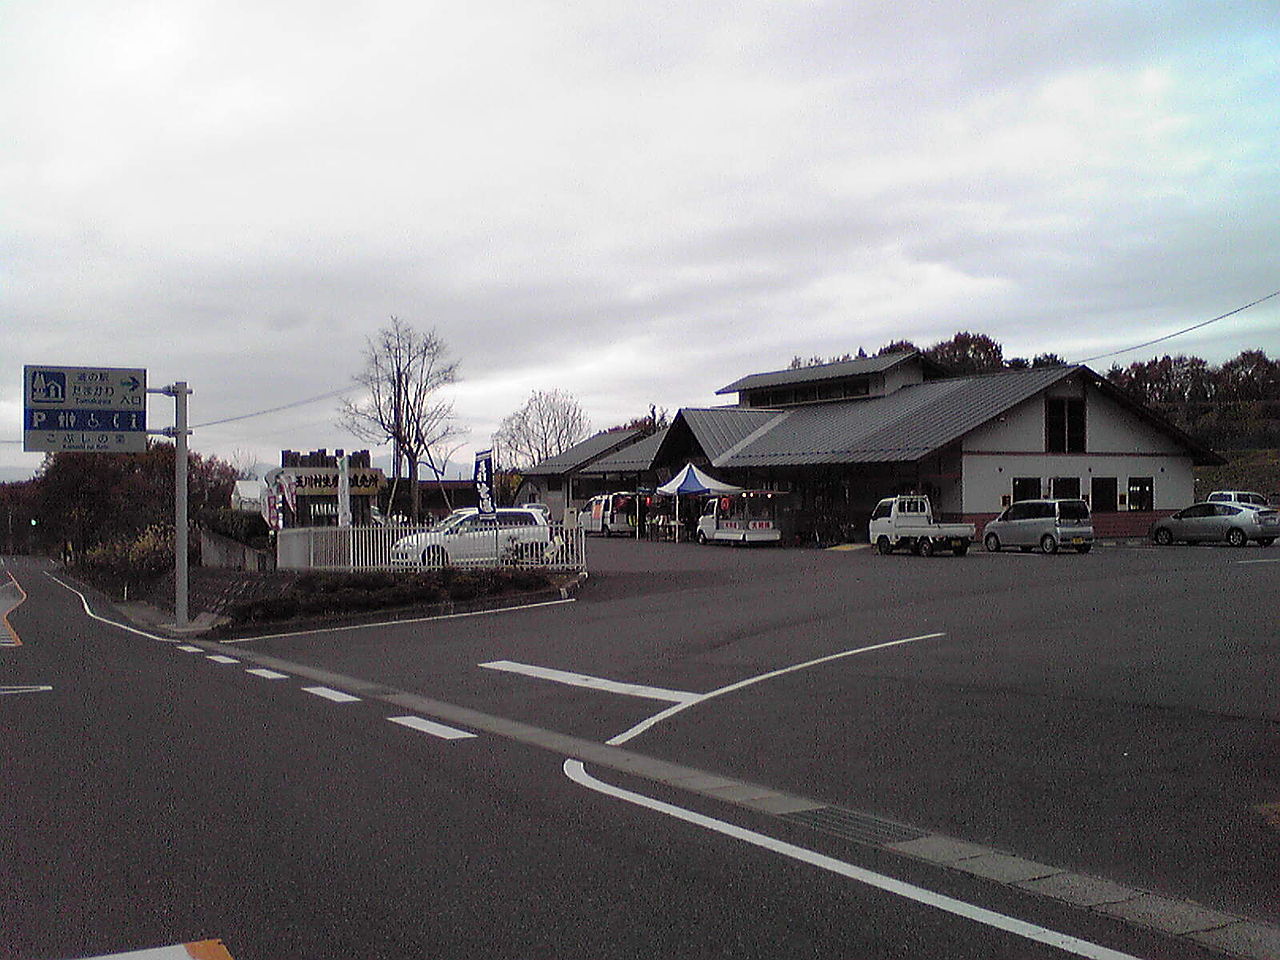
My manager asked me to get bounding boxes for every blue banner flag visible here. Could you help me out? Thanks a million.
[474,449,496,516]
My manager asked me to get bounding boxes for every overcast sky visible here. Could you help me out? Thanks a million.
[3,0,1277,479]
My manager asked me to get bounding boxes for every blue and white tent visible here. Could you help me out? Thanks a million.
[657,463,742,496]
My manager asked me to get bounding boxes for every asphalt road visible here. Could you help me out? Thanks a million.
[3,540,1276,960]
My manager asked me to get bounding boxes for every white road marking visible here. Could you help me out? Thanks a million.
[46,574,178,643]
[387,715,477,740]
[303,685,360,703]
[246,668,290,680]
[480,660,700,703]
[608,632,944,746]
[564,759,1143,960]
[1237,558,1280,564]
[220,598,576,643]
[177,645,204,653]
[0,685,54,695]
[206,655,240,664]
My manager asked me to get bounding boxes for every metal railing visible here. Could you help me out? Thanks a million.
[277,522,586,572]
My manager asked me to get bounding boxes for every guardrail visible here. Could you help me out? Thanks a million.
[277,522,586,572]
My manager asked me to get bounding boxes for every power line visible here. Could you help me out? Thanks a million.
[191,383,358,429]
[1076,289,1280,365]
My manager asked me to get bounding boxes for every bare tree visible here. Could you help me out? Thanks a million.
[340,318,463,521]
[494,389,591,468]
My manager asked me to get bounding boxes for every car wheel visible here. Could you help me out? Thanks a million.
[1076,543,1092,554]
[423,545,448,567]
[1226,527,1247,548]
[918,538,935,557]
[984,533,1001,552]
[1153,527,1173,546]
[876,536,892,555]
[1040,534,1059,555]
[1259,538,1276,547]
[601,524,611,538]
[697,531,708,545]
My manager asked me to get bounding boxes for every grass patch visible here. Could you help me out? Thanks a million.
[1194,448,1280,502]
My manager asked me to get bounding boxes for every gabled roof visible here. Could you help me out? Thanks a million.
[655,407,784,465]
[715,350,948,395]
[578,428,668,475]
[667,365,1223,469]
[522,429,643,476]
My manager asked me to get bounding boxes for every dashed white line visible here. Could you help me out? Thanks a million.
[480,660,700,703]
[387,715,476,740]
[177,645,203,653]
[206,655,240,664]
[303,686,361,703]
[246,668,290,680]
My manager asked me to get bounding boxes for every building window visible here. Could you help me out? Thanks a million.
[1012,477,1041,501]
[1128,477,1154,511]
[1051,476,1081,499]
[1046,397,1086,452]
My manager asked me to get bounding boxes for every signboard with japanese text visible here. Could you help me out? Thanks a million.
[23,365,147,453]
[474,449,496,516]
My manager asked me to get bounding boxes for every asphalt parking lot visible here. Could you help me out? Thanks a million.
[247,534,1280,933]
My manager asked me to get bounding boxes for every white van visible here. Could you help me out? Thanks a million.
[580,492,638,537]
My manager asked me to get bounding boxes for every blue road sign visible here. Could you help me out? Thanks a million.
[23,365,148,453]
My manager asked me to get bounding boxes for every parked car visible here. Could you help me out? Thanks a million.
[1206,490,1272,509]
[1150,502,1278,547]
[580,492,637,537]
[982,498,1093,554]
[869,495,974,556]
[390,507,553,566]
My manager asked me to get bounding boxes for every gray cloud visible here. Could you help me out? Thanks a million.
[2,0,1277,475]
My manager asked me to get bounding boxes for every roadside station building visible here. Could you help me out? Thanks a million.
[524,351,1223,539]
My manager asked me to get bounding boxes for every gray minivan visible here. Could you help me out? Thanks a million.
[983,498,1093,554]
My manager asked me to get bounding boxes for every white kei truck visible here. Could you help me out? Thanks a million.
[868,495,974,556]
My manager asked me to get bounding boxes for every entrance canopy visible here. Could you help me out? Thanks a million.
[657,463,742,496]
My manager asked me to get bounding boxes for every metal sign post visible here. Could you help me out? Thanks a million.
[149,382,191,628]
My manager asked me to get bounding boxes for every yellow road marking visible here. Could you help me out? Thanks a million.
[1,572,26,646]
[185,940,235,960]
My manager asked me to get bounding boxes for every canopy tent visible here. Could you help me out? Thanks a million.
[657,464,742,539]
[657,463,742,496]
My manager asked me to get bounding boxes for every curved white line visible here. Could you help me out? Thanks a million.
[564,759,1142,960]
[607,632,943,745]
[45,574,178,643]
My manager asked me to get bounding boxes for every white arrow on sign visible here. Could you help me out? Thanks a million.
[0,685,53,695]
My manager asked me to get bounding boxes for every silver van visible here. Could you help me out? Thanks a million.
[982,498,1093,554]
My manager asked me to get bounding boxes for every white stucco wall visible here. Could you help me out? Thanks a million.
[960,379,1195,513]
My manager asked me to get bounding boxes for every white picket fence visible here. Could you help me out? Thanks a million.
[277,522,586,572]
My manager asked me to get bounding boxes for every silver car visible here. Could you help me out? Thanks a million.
[390,507,553,566]
[983,498,1094,554]
[1151,502,1278,547]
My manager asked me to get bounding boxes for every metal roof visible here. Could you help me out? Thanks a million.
[677,407,785,462]
[710,367,1082,467]
[715,351,939,395]
[521,428,643,475]
[578,428,669,475]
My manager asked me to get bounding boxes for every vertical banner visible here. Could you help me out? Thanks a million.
[337,455,353,527]
[474,449,496,516]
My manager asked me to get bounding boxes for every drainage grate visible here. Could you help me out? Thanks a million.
[781,805,927,846]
